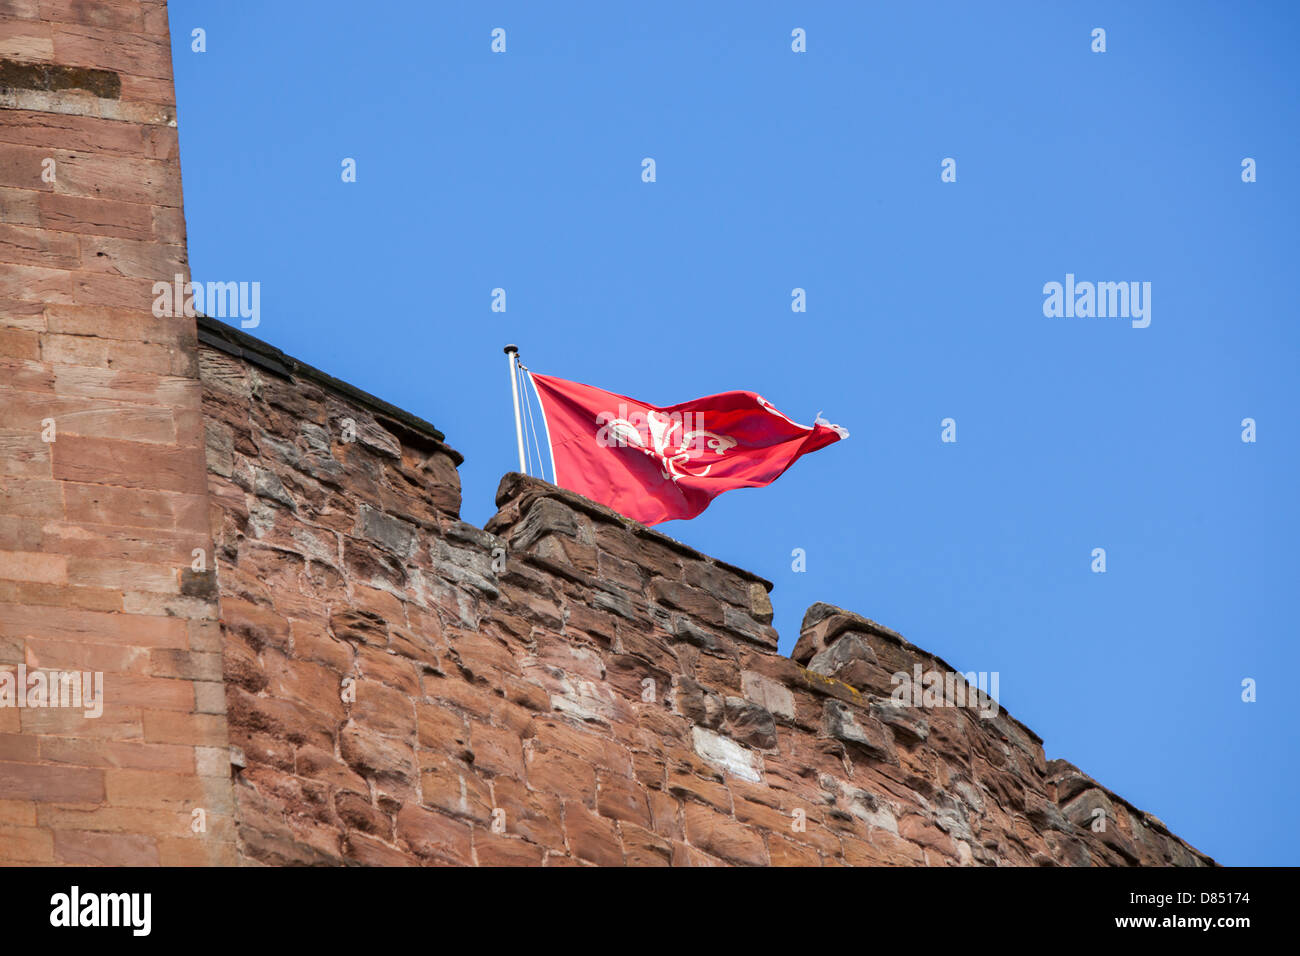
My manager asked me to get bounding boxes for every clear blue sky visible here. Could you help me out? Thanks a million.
[170,1,1299,866]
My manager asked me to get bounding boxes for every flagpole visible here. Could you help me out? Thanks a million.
[504,345,527,474]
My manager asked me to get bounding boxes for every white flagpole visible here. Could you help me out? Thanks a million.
[504,345,527,474]
[527,368,558,485]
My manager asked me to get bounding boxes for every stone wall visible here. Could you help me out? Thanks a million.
[199,319,1213,867]
[0,0,235,866]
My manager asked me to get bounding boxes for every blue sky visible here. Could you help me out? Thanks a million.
[170,1,1300,866]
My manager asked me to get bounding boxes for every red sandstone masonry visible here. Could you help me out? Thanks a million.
[198,324,1213,867]
[0,0,235,865]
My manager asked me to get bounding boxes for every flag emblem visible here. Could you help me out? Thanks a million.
[528,372,847,526]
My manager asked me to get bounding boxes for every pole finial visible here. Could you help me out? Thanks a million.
[504,344,518,355]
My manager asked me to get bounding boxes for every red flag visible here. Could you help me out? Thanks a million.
[530,372,847,525]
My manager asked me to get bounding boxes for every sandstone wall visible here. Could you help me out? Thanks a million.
[199,319,1213,867]
[0,0,236,865]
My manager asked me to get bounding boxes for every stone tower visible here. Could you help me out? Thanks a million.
[1,0,235,864]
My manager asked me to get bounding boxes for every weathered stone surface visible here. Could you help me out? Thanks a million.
[793,602,906,665]
[724,697,777,750]
[358,504,417,559]
[682,802,767,866]
[740,670,796,721]
[674,677,723,728]
[869,697,930,744]
[824,700,894,762]
[690,727,763,783]
[808,633,878,688]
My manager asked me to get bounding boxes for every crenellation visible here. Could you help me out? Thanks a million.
[186,321,1218,868]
